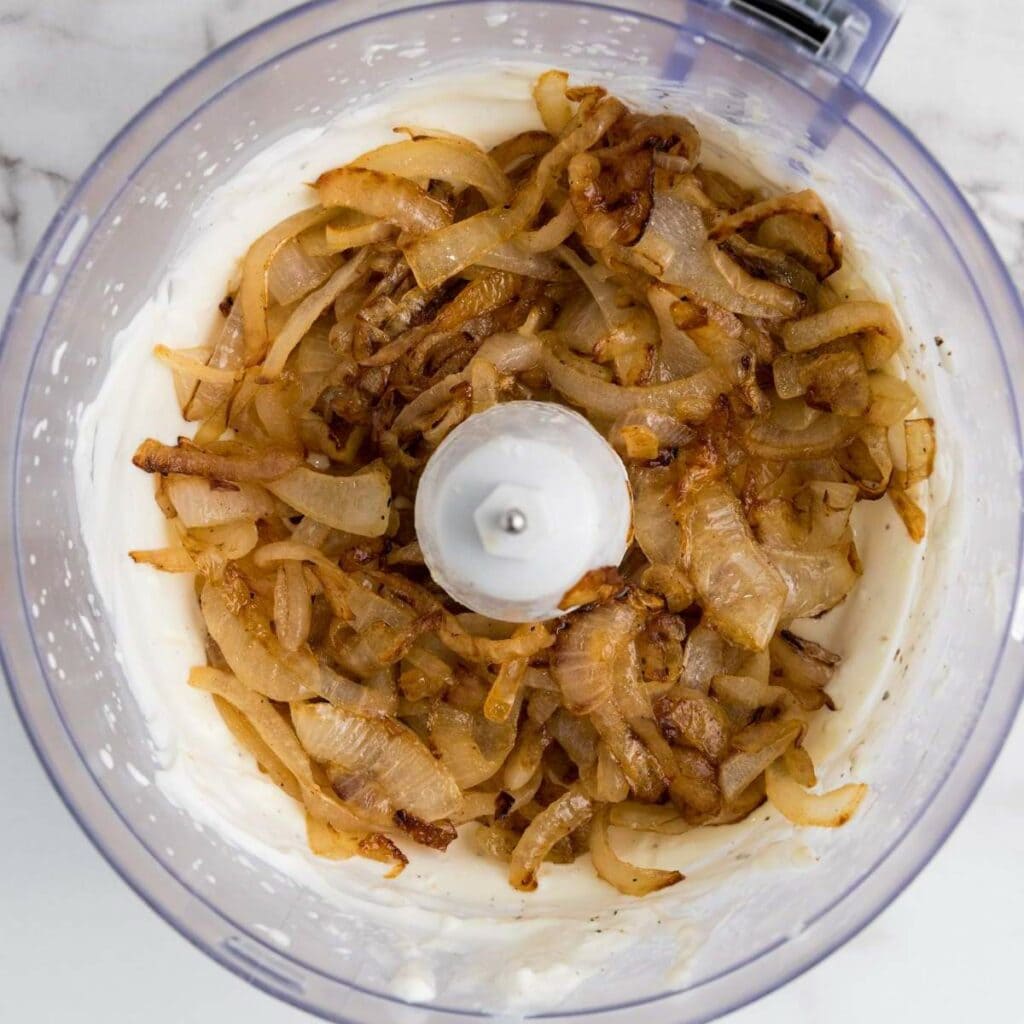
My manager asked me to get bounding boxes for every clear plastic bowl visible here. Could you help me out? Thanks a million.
[2,1,1022,1022]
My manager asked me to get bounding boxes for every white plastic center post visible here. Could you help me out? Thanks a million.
[415,401,633,622]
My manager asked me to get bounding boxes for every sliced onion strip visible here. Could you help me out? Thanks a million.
[766,759,867,827]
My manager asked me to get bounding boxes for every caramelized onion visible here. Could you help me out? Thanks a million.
[404,97,624,289]
[240,207,334,366]
[268,239,339,305]
[657,688,732,763]
[165,476,276,528]
[201,582,315,701]
[609,801,691,834]
[533,69,574,135]
[552,602,640,715]
[316,166,453,234]
[766,546,860,621]
[542,345,729,421]
[261,250,371,379]
[770,630,839,690]
[133,438,301,483]
[890,488,927,543]
[900,417,936,489]
[712,190,840,279]
[274,561,312,652]
[266,465,391,537]
[590,805,683,895]
[742,409,859,461]
[293,700,461,821]
[627,195,797,318]
[766,759,867,827]
[680,622,745,693]
[781,300,901,363]
[189,667,373,832]
[186,302,245,421]
[867,372,918,427]
[633,467,683,565]
[719,720,801,802]
[509,786,592,891]
[679,482,786,650]
[352,137,510,206]
[429,702,520,788]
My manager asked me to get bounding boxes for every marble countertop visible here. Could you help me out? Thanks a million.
[1,2,1021,1022]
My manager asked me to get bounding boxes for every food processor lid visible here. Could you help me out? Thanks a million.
[415,402,632,622]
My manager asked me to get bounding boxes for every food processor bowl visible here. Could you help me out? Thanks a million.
[2,1,1022,1022]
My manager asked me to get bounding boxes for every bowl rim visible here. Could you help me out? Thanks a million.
[2,1,1023,1021]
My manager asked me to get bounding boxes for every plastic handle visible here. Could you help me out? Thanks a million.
[722,0,906,85]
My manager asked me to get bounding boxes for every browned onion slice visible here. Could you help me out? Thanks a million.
[261,250,372,379]
[316,166,453,234]
[266,465,391,537]
[189,667,375,832]
[679,482,787,650]
[165,476,276,528]
[840,425,894,498]
[711,673,790,712]
[773,349,870,417]
[268,238,340,305]
[657,688,732,763]
[890,487,927,543]
[769,630,839,690]
[711,190,841,279]
[352,137,511,206]
[552,602,640,715]
[781,300,901,364]
[866,372,918,426]
[293,700,461,821]
[440,616,554,665]
[405,97,625,289]
[240,207,335,367]
[609,801,692,834]
[274,561,312,652]
[679,621,746,693]
[509,785,592,891]
[626,195,799,318]
[542,345,730,421]
[900,417,936,489]
[668,747,722,816]
[718,720,801,802]
[589,805,683,895]
[133,438,301,483]
[633,466,683,565]
[185,302,245,421]
[766,545,860,621]
[755,210,840,280]
[201,582,316,701]
[741,409,860,461]
[429,701,520,789]
[533,69,574,135]
[766,759,867,827]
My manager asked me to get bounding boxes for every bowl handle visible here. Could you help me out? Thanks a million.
[718,0,906,86]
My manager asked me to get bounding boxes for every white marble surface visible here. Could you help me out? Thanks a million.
[1,1,1022,1022]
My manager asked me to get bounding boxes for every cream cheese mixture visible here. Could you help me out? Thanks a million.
[73,65,934,1009]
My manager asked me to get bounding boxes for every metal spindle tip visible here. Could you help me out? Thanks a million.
[501,508,528,535]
